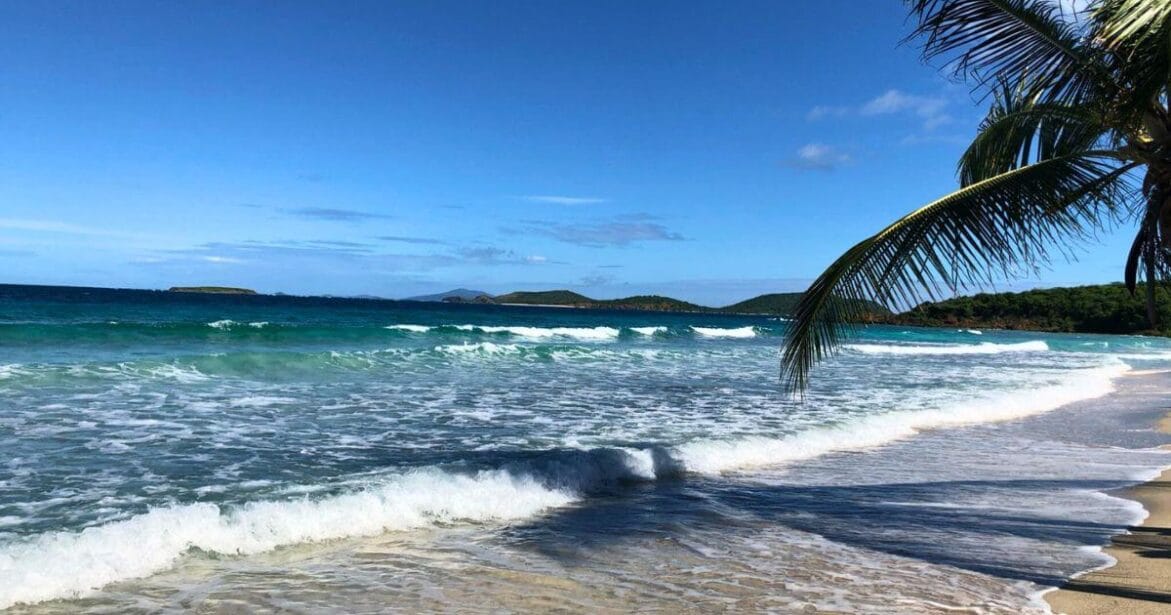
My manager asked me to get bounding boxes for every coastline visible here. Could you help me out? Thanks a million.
[1046,386,1171,614]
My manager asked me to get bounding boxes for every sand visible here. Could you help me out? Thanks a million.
[1045,412,1171,614]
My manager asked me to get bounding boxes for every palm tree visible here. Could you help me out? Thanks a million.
[780,0,1171,393]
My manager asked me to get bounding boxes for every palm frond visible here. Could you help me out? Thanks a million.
[781,153,1136,393]
[1093,0,1171,124]
[1096,0,1171,45]
[907,0,1113,102]
[959,81,1110,185]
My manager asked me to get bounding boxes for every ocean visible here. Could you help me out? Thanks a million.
[2,283,1170,613]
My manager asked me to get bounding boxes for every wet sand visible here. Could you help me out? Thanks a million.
[1046,408,1171,614]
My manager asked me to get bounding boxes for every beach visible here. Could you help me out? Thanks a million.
[1047,387,1171,615]
[5,286,1171,612]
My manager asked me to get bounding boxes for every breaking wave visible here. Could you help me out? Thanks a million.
[846,340,1049,355]
[0,359,1129,608]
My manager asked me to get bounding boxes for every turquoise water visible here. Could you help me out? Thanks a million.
[3,284,1171,612]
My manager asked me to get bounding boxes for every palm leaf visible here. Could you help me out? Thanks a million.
[959,82,1109,185]
[907,0,1113,102]
[1092,0,1171,126]
[1095,0,1171,44]
[780,153,1135,393]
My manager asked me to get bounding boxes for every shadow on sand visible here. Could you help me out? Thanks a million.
[500,476,1171,604]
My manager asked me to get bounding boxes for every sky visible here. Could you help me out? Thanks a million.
[0,0,1131,306]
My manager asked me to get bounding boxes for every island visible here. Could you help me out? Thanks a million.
[888,283,1171,335]
[167,286,258,295]
[407,288,890,317]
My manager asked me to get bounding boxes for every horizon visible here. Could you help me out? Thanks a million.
[0,278,1130,310]
[1,1,1127,306]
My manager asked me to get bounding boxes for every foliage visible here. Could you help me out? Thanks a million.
[493,290,596,306]
[781,0,1171,392]
[892,283,1171,334]
[721,293,891,317]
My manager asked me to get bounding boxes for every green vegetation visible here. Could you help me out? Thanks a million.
[890,283,1171,335]
[782,0,1171,392]
[494,290,705,311]
[494,290,594,306]
[441,294,495,304]
[168,286,257,295]
[487,289,885,316]
[594,295,707,312]
[721,293,804,315]
[721,293,890,317]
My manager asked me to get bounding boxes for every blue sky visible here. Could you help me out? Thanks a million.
[0,0,1129,305]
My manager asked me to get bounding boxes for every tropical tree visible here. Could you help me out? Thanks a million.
[780,0,1171,393]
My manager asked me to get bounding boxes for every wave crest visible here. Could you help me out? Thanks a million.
[845,340,1049,355]
[0,468,573,609]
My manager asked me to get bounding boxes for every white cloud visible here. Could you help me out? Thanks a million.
[861,89,950,127]
[0,218,117,236]
[521,195,609,205]
[808,88,952,131]
[786,143,852,171]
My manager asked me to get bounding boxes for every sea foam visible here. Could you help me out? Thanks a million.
[388,324,621,341]
[674,361,1126,474]
[456,325,621,340]
[691,326,757,338]
[845,340,1049,355]
[386,324,432,333]
[0,468,574,609]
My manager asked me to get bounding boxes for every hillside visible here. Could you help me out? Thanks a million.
[719,293,803,315]
[405,288,491,302]
[595,295,708,312]
[719,293,892,317]
[494,290,594,306]
[489,289,889,317]
[168,286,257,294]
[891,283,1171,335]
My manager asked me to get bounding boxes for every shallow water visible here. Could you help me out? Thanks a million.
[2,284,1171,612]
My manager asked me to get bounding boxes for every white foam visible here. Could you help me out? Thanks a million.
[207,320,236,329]
[134,364,210,384]
[228,396,298,408]
[434,342,523,355]
[846,340,1049,355]
[673,361,1127,474]
[455,325,620,341]
[248,322,269,328]
[691,326,757,338]
[961,329,983,335]
[386,324,432,333]
[0,468,574,609]
[631,326,667,336]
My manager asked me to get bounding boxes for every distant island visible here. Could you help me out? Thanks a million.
[409,288,890,317]
[168,286,258,295]
[405,283,1171,336]
[888,283,1171,335]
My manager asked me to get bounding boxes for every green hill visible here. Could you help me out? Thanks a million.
[168,286,257,294]
[719,293,891,317]
[594,295,708,312]
[494,290,594,306]
[491,289,890,317]
[891,283,1171,335]
[495,290,708,312]
[720,293,804,315]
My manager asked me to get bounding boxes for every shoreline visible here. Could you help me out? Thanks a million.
[1046,401,1171,614]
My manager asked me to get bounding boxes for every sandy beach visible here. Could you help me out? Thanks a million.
[1047,386,1171,614]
